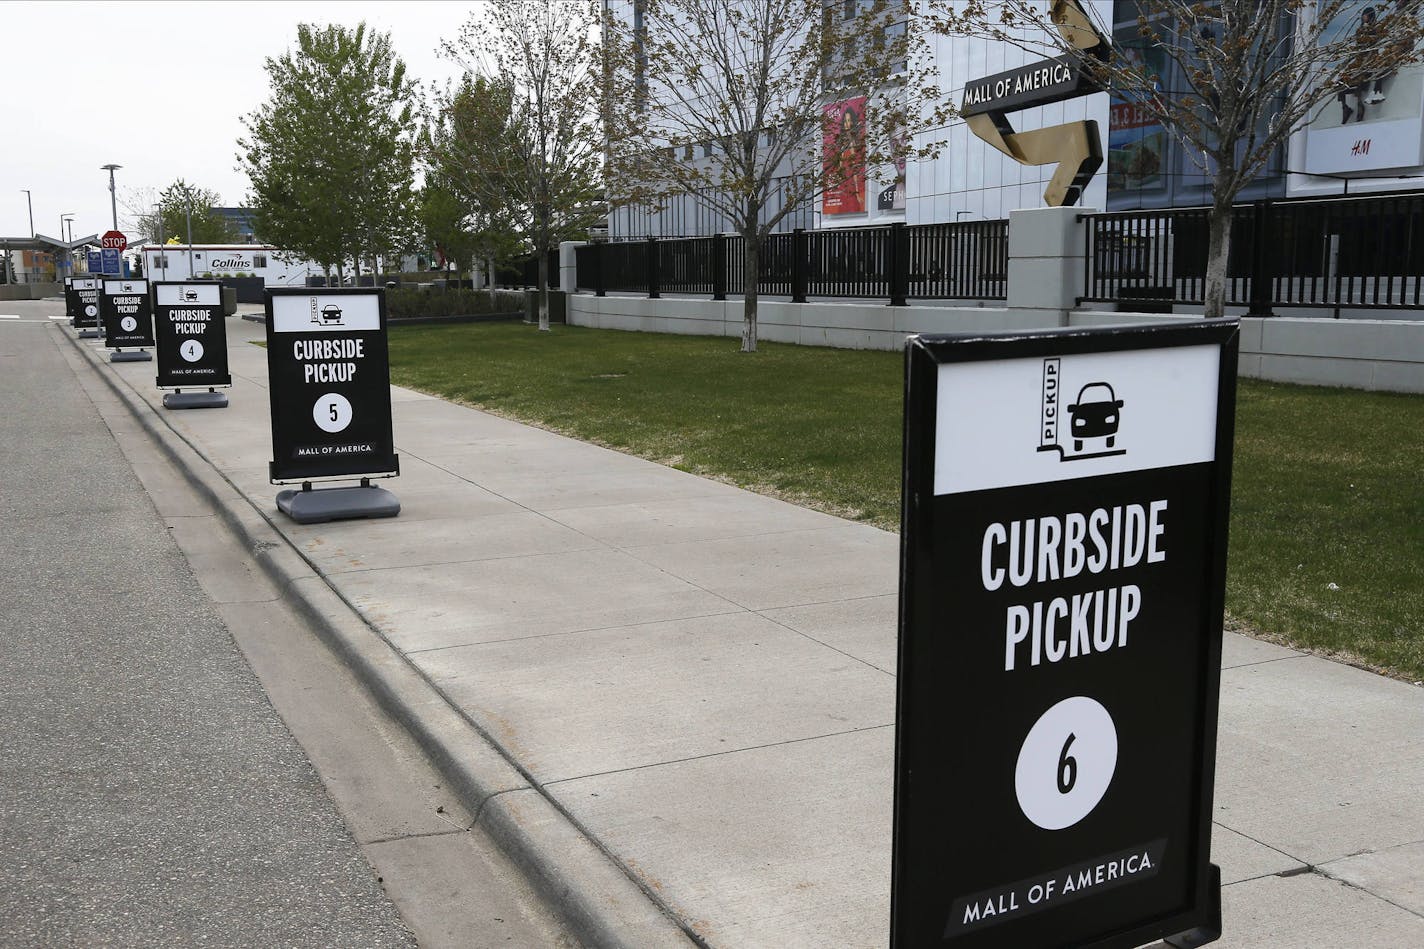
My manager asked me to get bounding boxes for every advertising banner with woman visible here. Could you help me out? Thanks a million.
[823,96,868,215]
[1303,1,1424,174]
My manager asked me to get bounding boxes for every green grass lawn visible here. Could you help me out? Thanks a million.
[387,322,1424,681]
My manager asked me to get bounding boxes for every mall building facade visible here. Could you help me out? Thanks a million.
[605,0,1424,240]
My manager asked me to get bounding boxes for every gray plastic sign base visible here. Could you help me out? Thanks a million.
[110,350,152,362]
[163,391,229,410]
[78,329,102,339]
[276,484,400,524]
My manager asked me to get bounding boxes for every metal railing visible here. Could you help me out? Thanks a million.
[1083,192,1424,312]
[575,219,1010,305]
[495,250,559,289]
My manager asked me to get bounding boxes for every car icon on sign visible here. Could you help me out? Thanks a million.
[320,304,343,324]
[183,289,199,302]
[1067,382,1123,451]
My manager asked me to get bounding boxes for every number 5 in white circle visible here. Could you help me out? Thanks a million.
[313,393,354,433]
[1015,696,1117,830]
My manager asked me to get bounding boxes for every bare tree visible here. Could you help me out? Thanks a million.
[603,0,950,352]
[931,0,1424,318]
[443,0,606,331]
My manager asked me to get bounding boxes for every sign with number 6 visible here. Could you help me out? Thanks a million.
[893,322,1237,948]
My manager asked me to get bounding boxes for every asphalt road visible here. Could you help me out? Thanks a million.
[0,312,415,946]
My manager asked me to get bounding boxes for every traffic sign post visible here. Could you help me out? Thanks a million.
[892,321,1237,949]
[100,232,126,277]
[70,276,103,337]
[153,281,230,409]
[100,278,154,362]
[263,287,400,523]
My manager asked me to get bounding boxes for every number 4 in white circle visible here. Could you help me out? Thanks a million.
[1015,696,1118,831]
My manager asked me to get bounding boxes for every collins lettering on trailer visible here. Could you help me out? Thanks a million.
[153,281,231,408]
[263,288,399,523]
[892,321,1237,949]
[101,279,153,360]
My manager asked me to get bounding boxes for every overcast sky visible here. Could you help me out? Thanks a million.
[2,1,475,241]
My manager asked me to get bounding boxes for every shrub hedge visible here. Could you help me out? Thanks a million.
[385,287,525,320]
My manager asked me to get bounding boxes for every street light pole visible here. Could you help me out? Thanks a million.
[21,189,34,236]
[100,164,122,230]
[183,186,194,279]
[60,213,74,278]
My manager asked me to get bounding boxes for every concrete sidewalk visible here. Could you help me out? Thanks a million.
[65,310,1423,948]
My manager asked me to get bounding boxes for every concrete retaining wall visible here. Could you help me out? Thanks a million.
[566,293,1424,394]
[0,282,59,301]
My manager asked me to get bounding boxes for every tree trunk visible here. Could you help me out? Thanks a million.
[536,251,550,332]
[1203,202,1232,320]
[487,258,497,306]
[741,236,759,353]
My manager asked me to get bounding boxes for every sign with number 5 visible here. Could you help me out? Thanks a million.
[263,287,399,482]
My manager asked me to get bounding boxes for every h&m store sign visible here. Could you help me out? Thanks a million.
[893,322,1236,949]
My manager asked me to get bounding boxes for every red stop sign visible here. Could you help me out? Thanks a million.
[101,230,127,251]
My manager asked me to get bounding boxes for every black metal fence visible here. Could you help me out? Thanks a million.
[1083,192,1424,312]
[574,219,1010,305]
[495,250,559,289]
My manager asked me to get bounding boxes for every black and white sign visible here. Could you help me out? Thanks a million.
[153,281,231,388]
[960,55,1097,119]
[892,322,1237,948]
[100,279,154,348]
[69,276,101,329]
[264,287,399,482]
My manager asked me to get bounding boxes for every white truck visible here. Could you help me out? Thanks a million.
[140,245,320,286]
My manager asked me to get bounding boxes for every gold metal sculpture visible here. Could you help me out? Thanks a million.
[964,0,1109,207]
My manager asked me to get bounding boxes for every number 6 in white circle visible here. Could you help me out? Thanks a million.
[313,393,354,433]
[1015,696,1117,830]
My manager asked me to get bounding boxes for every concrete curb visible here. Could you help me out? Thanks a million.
[61,326,697,949]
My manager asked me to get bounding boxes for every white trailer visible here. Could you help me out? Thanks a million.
[140,245,320,286]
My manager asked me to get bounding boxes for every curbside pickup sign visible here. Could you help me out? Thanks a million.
[153,281,230,388]
[264,287,398,482]
[100,279,153,348]
[892,321,1237,949]
[69,277,101,328]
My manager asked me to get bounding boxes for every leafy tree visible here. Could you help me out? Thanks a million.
[424,75,527,302]
[443,1,606,330]
[930,0,1424,319]
[602,0,949,352]
[418,182,476,276]
[130,180,239,245]
[239,22,420,280]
